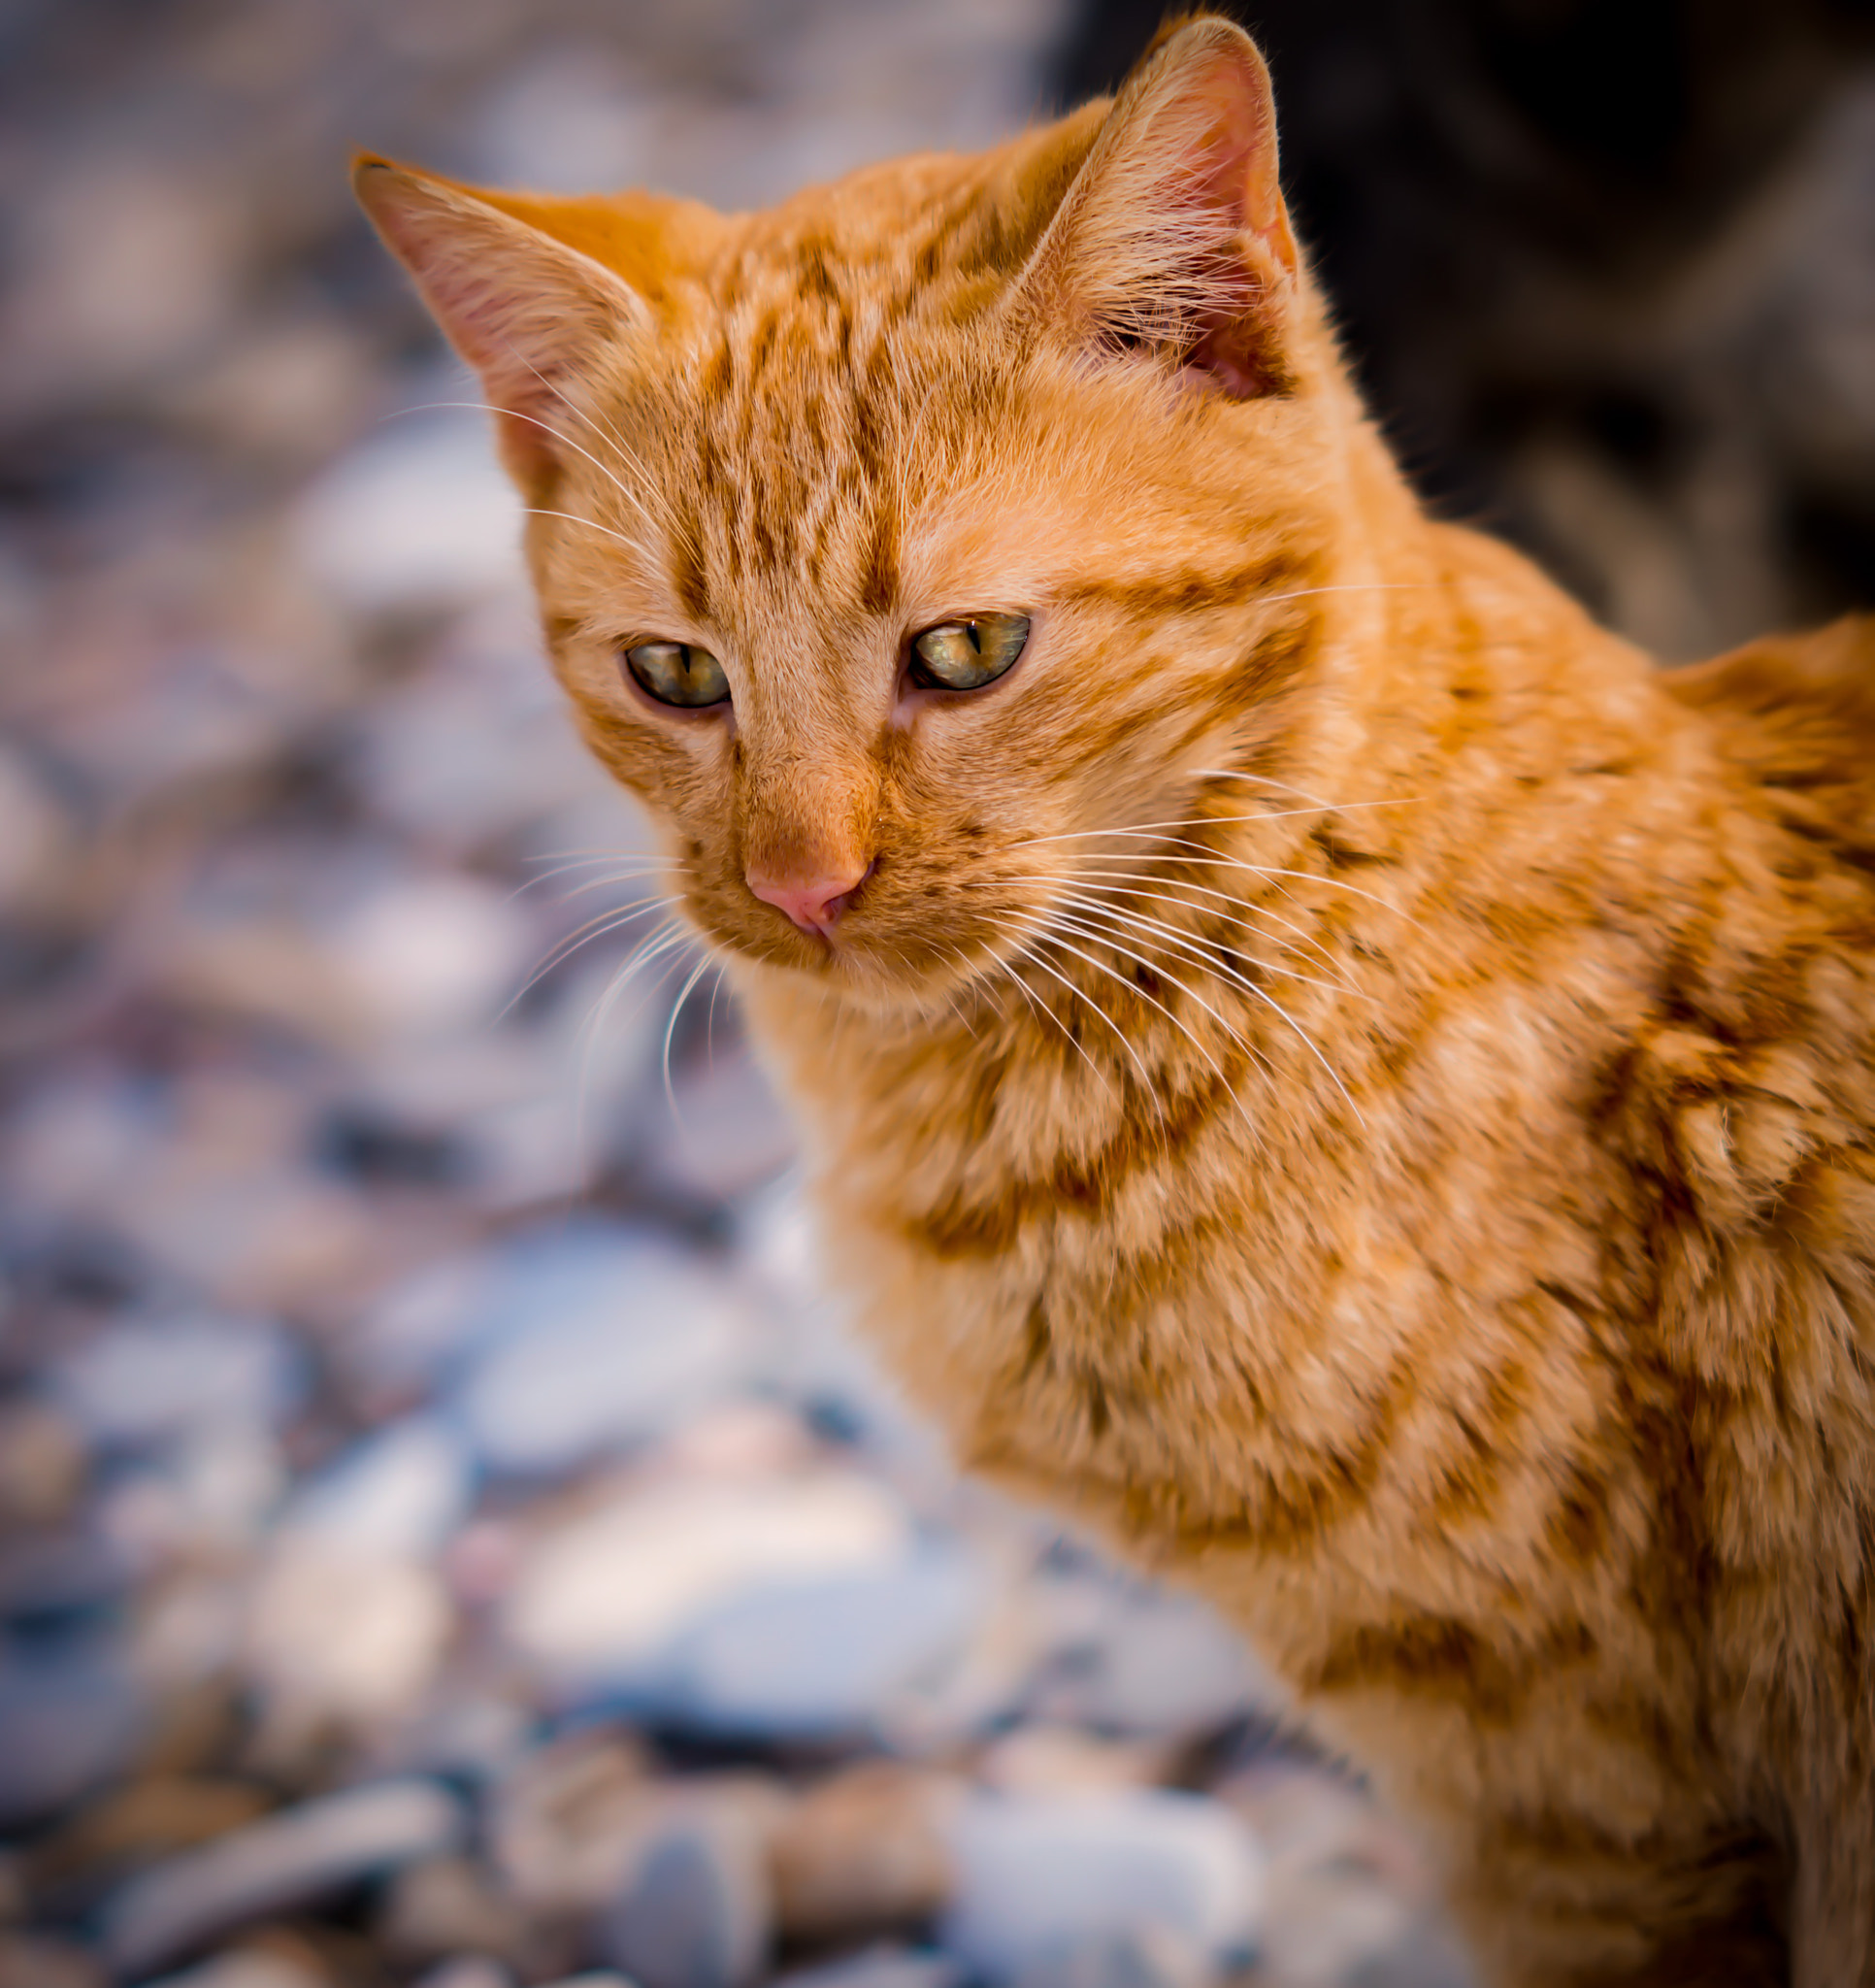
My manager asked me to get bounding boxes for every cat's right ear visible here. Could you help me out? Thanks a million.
[353,157,649,489]
[1009,17,1300,398]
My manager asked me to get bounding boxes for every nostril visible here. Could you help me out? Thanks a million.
[746,857,874,936]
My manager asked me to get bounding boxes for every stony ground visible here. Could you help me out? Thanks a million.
[0,4,1470,1985]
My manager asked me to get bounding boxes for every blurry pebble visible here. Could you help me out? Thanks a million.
[280,1415,474,1562]
[663,1547,985,1739]
[773,1950,964,1988]
[141,1949,326,1988]
[939,1792,1266,1983]
[378,1854,525,1965]
[0,744,70,913]
[771,1761,958,1939]
[655,1401,816,1479]
[0,1932,105,1988]
[0,1651,148,1829]
[488,1729,659,1913]
[102,1776,463,1976]
[453,1226,749,1474]
[647,1043,798,1203]
[597,1809,772,1988]
[243,1541,453,1726]
[1012,1929,1208,1988]
[1025,1583,1268,1740]
[1222,1768,1459,1988]
[976,1727,1171,1798]
[0,1398,86,1526]
[345,1254,492,1404]
[31,1775,273,1892]
[290,414,526,614]
[1348,1918,1477,1988]
[99,1420,286,1562]
[504,1473,906,1690]
[411,1960,516,1988]
[52,1313,303,1449]
[323,872,528,1043]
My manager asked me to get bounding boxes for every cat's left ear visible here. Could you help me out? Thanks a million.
[1011,17,1299,398]
[353,156,650,489]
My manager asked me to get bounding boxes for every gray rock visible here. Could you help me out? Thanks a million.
[597,1817,772,1988]
[662,1547,985,1738]
[1013,1931,1209,1988]
[279,1414,474,1562]
[0,1651,147,1828]
[449,1224,749,1473]
[939,1792,1266,1984]
[140,1952,326,1988]
[0,1930,105,1988]
[102,1777,464,1977]
[1027,1583,1268,1740]
[773,1948,965,1988]
[1349,1919,1477,1988]
[51,1312,303,1448]
[410,1961,517,1988]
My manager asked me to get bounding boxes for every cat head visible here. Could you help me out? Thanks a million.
[356,17,1366,1017]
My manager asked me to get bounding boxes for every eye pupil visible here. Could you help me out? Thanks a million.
[910,612,1029,692]
[624,640,730,709]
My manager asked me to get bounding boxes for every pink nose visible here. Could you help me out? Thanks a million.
[746,860,872,935]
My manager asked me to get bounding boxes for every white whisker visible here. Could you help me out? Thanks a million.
[662,953,714,1122]
[1052,896,1365,1127]
[1032,910,1259,1125]
[1048,888,1361,1005]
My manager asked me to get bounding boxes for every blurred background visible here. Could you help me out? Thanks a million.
[0,4,1871,1987]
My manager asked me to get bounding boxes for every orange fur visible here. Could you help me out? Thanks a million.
[356,21,1875,1983]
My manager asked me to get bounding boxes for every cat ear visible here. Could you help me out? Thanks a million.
[1011,17,1299,397]
[353,157,650,487]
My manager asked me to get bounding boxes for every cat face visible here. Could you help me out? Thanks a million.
[358,17,1342,1015]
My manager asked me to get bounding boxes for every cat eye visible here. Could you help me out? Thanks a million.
[908,613,1030,692]
[623,640,730,709]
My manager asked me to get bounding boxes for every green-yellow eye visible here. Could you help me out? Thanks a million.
[623,640,730,709]
[909,613,1030,692]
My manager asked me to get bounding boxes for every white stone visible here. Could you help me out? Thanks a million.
[504,1472,908,1688]
[939,1791,1266,1982]
[243,1541,453,1725]
[322,870,528,1044]
[290,409,526,614]
[103,1778,464,1977]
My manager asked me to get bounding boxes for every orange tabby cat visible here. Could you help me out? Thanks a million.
[355,18,1875,1984]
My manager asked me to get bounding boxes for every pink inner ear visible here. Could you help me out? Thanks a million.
[1098,37,1300,400]
[357,166,642,486]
